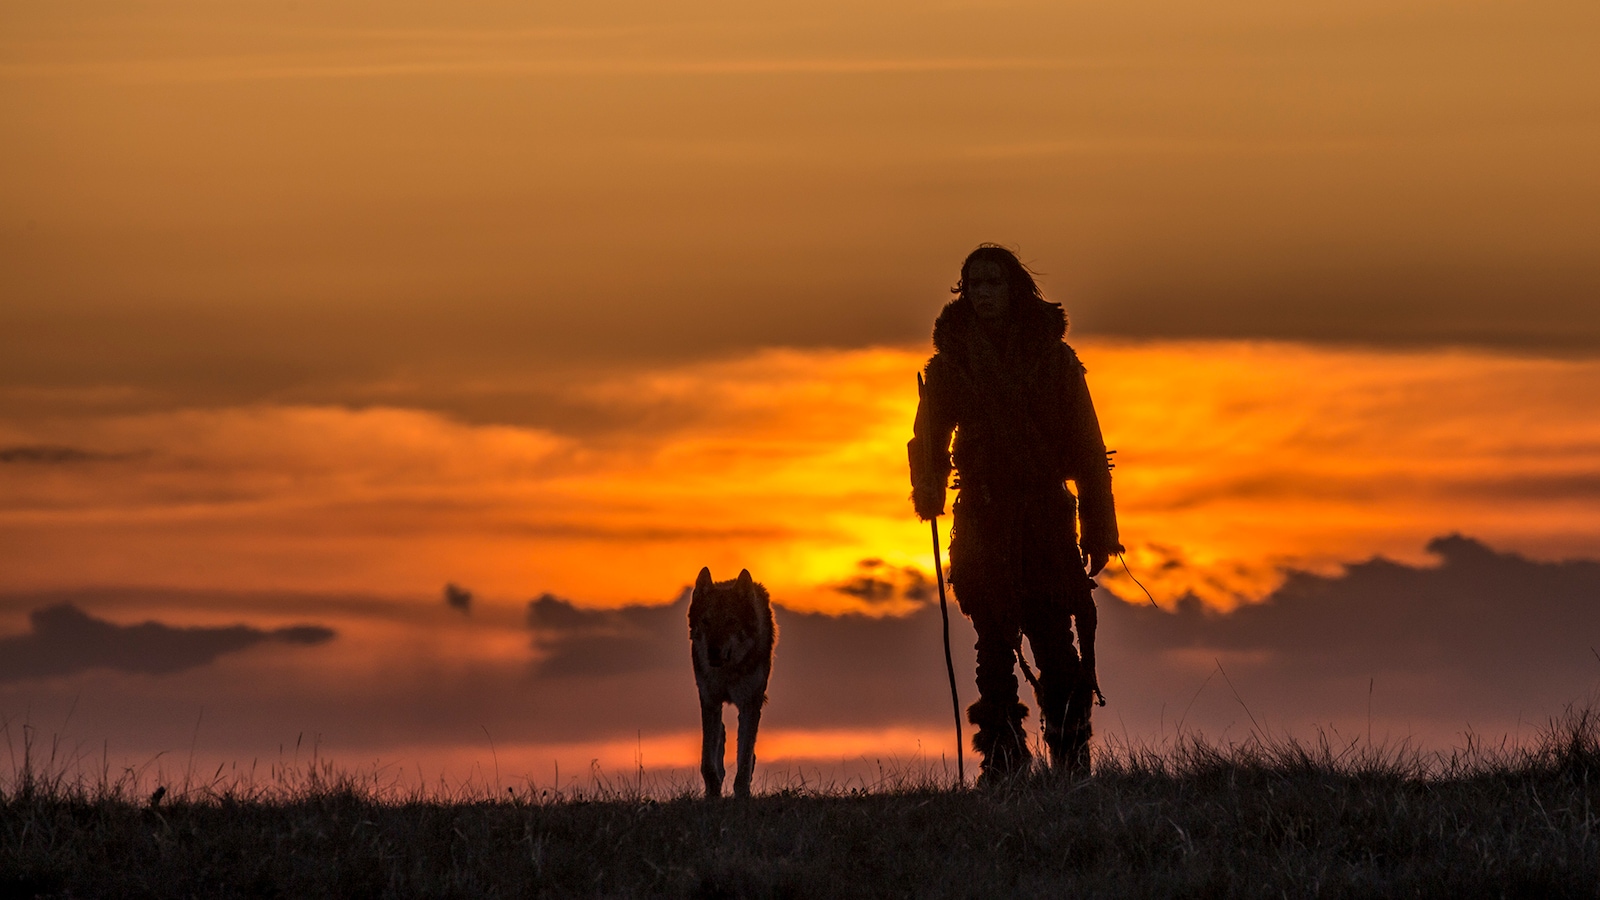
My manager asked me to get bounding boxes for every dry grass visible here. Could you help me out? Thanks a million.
[1,707,1596,898]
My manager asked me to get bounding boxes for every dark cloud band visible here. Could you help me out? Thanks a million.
[0,604,335,683]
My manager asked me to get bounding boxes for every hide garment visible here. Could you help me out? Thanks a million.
[907,294,1121,776]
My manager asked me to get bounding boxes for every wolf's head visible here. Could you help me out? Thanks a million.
[688,567,773,671]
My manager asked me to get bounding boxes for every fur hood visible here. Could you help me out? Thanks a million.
[931,295,1068,360]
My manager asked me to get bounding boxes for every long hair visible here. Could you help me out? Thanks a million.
[951,244,1063,326]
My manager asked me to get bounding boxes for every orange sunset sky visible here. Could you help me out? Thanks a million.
[3,0,1599,790]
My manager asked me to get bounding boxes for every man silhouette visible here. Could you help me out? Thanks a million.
[909,244,1121,780]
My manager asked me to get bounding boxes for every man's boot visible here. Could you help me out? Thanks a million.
[968,696,1032,784]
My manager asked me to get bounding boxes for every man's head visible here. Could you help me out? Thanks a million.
[955,244,1047,324]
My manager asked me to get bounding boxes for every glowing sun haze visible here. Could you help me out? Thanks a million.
[2,0,1598,787]
[4,343,1599,614]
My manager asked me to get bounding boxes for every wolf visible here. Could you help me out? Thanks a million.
[688,566,776,799]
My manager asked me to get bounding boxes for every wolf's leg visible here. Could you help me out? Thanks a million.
[717,717,727,782]
[700,702,725,798]
[732,700,762,798]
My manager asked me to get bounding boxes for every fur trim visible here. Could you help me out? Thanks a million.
[967,697,1030,728]
[968,698,1033,774]
[932,296,1067,358]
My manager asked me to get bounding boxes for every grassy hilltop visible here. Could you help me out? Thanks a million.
[2,710,1597,899]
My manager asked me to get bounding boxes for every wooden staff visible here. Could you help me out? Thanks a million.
[918,371,965,787]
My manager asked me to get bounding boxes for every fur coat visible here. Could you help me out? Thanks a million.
[908,295,1122,605]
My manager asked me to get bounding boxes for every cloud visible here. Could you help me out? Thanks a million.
[1080,536,1600,746]
[0,445,127,464]
[766,601,973,732]
[0,604,335,683]
[443,582,472,615]
[828,559,933,607]
[1,535,1595,781]
[1098,536,1600,706]
[526,591,689,678]
[1080,264,1600,355]
[6,343,1598,616]
[514,535,1600,741]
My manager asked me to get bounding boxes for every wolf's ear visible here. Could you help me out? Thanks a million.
[695,567,713,593]
[739,570,765,617]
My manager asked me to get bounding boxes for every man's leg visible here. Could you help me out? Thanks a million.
[1023,598,1092,774]
[967,602,1032,781]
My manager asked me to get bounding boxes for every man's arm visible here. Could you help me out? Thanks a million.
[1063,351,1122,570]
[908,359,956,521]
